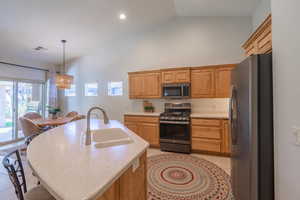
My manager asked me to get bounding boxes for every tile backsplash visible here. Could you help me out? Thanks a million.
[127,98,229,113]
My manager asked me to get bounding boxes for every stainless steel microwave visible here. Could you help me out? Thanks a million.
[162,83,190,98]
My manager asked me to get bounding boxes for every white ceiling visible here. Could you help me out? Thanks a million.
[0,0,175,67]
[175,0,260,16]
[0,0,260,68]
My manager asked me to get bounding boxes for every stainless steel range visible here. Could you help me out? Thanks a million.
[159,103,191,154]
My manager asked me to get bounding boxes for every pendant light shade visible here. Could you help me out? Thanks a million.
[56,40,74,89]
[56,74,73,89]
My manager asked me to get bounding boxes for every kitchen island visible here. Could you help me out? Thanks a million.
[27,119,149,200]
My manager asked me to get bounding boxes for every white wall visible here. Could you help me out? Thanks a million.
[252,0,271,30]
[272,0,300,199]
[62,16,252,122]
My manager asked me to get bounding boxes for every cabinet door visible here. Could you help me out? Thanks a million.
[139,122,159,146]
[215,67,234,98]
[175,70,190,83]
[162,71,175,84]
[125,122,139,135]
[96,180,120,200]
[120,152,147,200]
[191,69,215,98]
[222,120,231,154]
[129,74,144,99]
[144,73,161,98]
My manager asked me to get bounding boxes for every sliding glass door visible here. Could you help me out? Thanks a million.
[0,79,46,145]
[0,81,15,143]
[17,82,45,138]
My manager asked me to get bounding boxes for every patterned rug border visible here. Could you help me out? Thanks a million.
[147,153,234,200]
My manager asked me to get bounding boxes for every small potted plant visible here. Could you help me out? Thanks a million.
[144,106,155,113]
[47,106,61,119]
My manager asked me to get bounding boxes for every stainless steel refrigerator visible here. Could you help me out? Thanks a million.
[230,54,274,200]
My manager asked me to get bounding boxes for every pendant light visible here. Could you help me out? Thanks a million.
[56,40,74,89]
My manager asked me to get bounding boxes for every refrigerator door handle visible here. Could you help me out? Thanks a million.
[230,85,238,145]
[229,86,233,124]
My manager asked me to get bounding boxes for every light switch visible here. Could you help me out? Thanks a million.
[293,127,300,146]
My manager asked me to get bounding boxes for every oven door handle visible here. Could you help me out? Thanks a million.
[160,121,190,125]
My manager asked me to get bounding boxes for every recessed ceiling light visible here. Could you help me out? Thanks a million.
[119,13,127,20]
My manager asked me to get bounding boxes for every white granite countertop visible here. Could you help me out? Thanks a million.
[190,112,229,119]
[27,119,149,200]
[124,112,161,117]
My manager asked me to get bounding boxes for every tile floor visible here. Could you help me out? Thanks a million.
[0,148,231,199]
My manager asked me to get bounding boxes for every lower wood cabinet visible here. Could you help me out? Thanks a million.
[120,152,147,200]
[124,115,159,147]
[191,118,231,155]
[124,115,231,155]
[96,152,147,200]
[192,138,222,152]
[222,120,231,154]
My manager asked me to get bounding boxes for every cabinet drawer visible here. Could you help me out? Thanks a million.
[192,138,221,152]
[124,115,159,123]
[191,118,221,126]
[192,126,221,139]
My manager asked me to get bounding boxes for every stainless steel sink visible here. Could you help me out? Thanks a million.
[92,128,133,148]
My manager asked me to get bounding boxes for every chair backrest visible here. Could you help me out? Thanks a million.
[23,112,42,120]
[70,115,86,122]
[19,117,42,137]
[65,111,78,118]
[25,134,39,146]
[2,150,27,200]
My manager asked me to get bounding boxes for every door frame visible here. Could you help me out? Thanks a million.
[0,78,46,146]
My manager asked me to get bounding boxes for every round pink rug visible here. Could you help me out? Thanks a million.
[147,153,234,200]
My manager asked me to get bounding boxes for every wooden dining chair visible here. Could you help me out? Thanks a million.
[65,111,78,118]
[70,114,86,122]
[2,150,55,200]
[19,117,43,137]
[23,112,42,120]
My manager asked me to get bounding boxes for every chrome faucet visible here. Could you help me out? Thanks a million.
[85,106,109,145]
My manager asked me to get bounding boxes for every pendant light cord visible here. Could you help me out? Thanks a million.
[62,40,66,74]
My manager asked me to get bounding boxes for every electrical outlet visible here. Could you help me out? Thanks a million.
[293,127,300,146]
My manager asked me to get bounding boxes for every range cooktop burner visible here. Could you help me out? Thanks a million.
[160,103,191,122]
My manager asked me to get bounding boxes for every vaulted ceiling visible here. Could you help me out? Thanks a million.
[0,0,260,68]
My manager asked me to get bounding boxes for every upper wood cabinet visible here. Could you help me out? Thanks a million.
[128,65,235,99]
[129,74,144,98]
[191,68,215,98]
[243,14,272,56]
[191,65,235,98]
[161,68,190,84]
[215,65,235,98]
[128,71,161,99]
